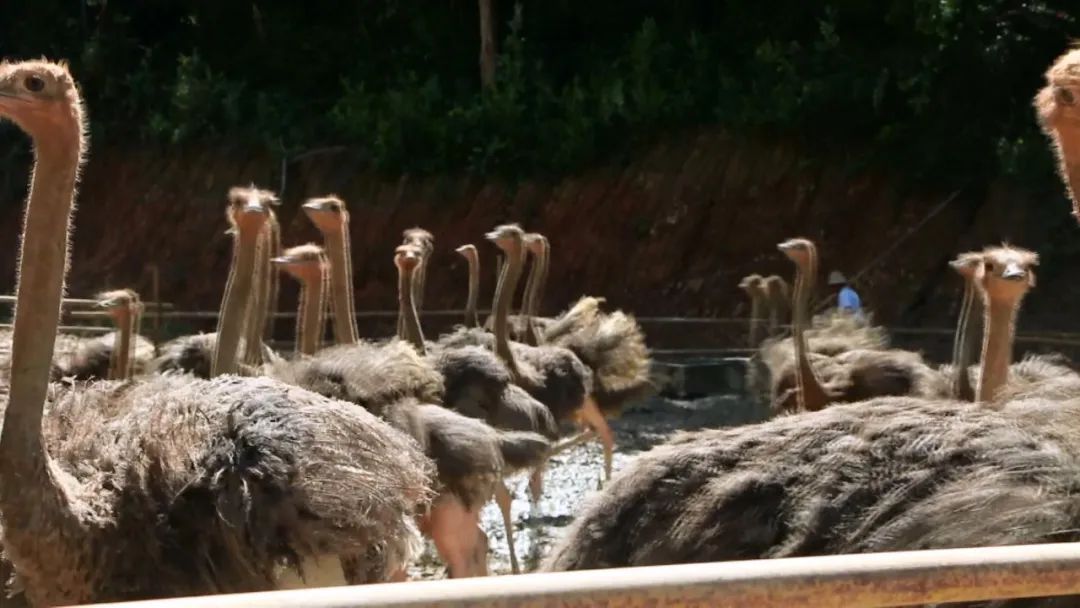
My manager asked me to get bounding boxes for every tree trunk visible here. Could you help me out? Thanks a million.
[478,0,496,90]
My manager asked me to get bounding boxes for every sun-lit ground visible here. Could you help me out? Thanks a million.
[408,393,762,579]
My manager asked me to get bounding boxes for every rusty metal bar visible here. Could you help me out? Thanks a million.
[74,542,1080,608]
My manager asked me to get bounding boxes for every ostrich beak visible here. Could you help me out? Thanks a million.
[1001,263,1026,281]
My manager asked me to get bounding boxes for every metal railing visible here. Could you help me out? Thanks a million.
[76,542,1080,608]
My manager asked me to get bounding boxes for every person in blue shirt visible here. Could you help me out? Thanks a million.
[828,271,862,316]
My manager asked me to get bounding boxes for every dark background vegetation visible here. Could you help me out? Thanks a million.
[1,1,1080,339]
[1,1,1076,183]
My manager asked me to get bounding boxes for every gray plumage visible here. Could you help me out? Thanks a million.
[59,332,154,380]
[544,396,1080,606]
[2,374,433,605]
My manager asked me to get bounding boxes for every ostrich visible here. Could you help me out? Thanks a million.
[944,252,984,401]
[399,227,435,337]
[304,200,552,574]
[272,244,329,356]
[769,238,948,413]
[763,274,790,336]
[542,248,1080,595]
[61,289,154,381]
[482,232,545,341]
[738,274,767,347]
[477,228,651,483]
[396,243,554,575]
[271,243,548,578]
[455,244,482,328]
[0,59,434,604]
[302,197,359,345]
[152,188,277,378]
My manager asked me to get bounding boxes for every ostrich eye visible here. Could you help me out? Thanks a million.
[23,75,45,93]
[1057,87,1076,106]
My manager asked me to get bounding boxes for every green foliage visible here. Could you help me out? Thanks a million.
[0,1,1077,183]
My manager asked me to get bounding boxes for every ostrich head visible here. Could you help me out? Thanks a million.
[976,245,1038,305]
[455,244,478,262]
[764,275,789,301]
[302,196,347,235]
[272,243,327,282]
[402,227,434,255]
[523,233,548,256]
[949,251,984,282]
[777,238,816,272]
[0,60,84,147]
[226,186,274,236]
[1036,48,1080,220]
[485,223,525,255]
[738,274,765,298]
[96,289,141,322]
[394,244,423,273]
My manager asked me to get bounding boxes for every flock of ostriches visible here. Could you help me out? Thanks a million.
[3,47,1080,607]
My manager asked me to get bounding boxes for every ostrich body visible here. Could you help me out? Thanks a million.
[0,60,433,605]
[456,244,481,328]
[769,238,948,413]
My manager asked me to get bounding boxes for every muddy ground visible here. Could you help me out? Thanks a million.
[407,393,762,579]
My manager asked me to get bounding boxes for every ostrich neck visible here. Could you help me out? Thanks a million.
[521,250,541,346]
[242,225,269,365]
[792,251,830,411]
[399,265,426,353]
[1055,125,1080,220]
[112,309,134,380]
[977,298,1017,403]
[464,255,480,328]
[0,132,86,586]
[324,224,359,345]
[212,229,260,376]
[414,254,429,314]
[748,296,763,347]
[493,243,525,383]
[951,280,977,401]
[296,269,326,356]
[524,243,549,346]
[244,215,280,364]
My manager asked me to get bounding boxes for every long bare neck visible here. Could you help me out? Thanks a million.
[1054,123,1080,221]
[748,296,763,347]
[399,265,426,353]
[110,309,134,380]
[493,244,525,383]
[212,228,260,376]
[521,250,541,346]
[296,269,327,356]
[977,296,1017,403]
[464,254,480,328]
[524,241,549,346]
[244,214,280,364]
[792,251,830,411]
[951,279,977,401]
[0,131,86,585]
[324,220,359,345]
[414,252,430,313]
